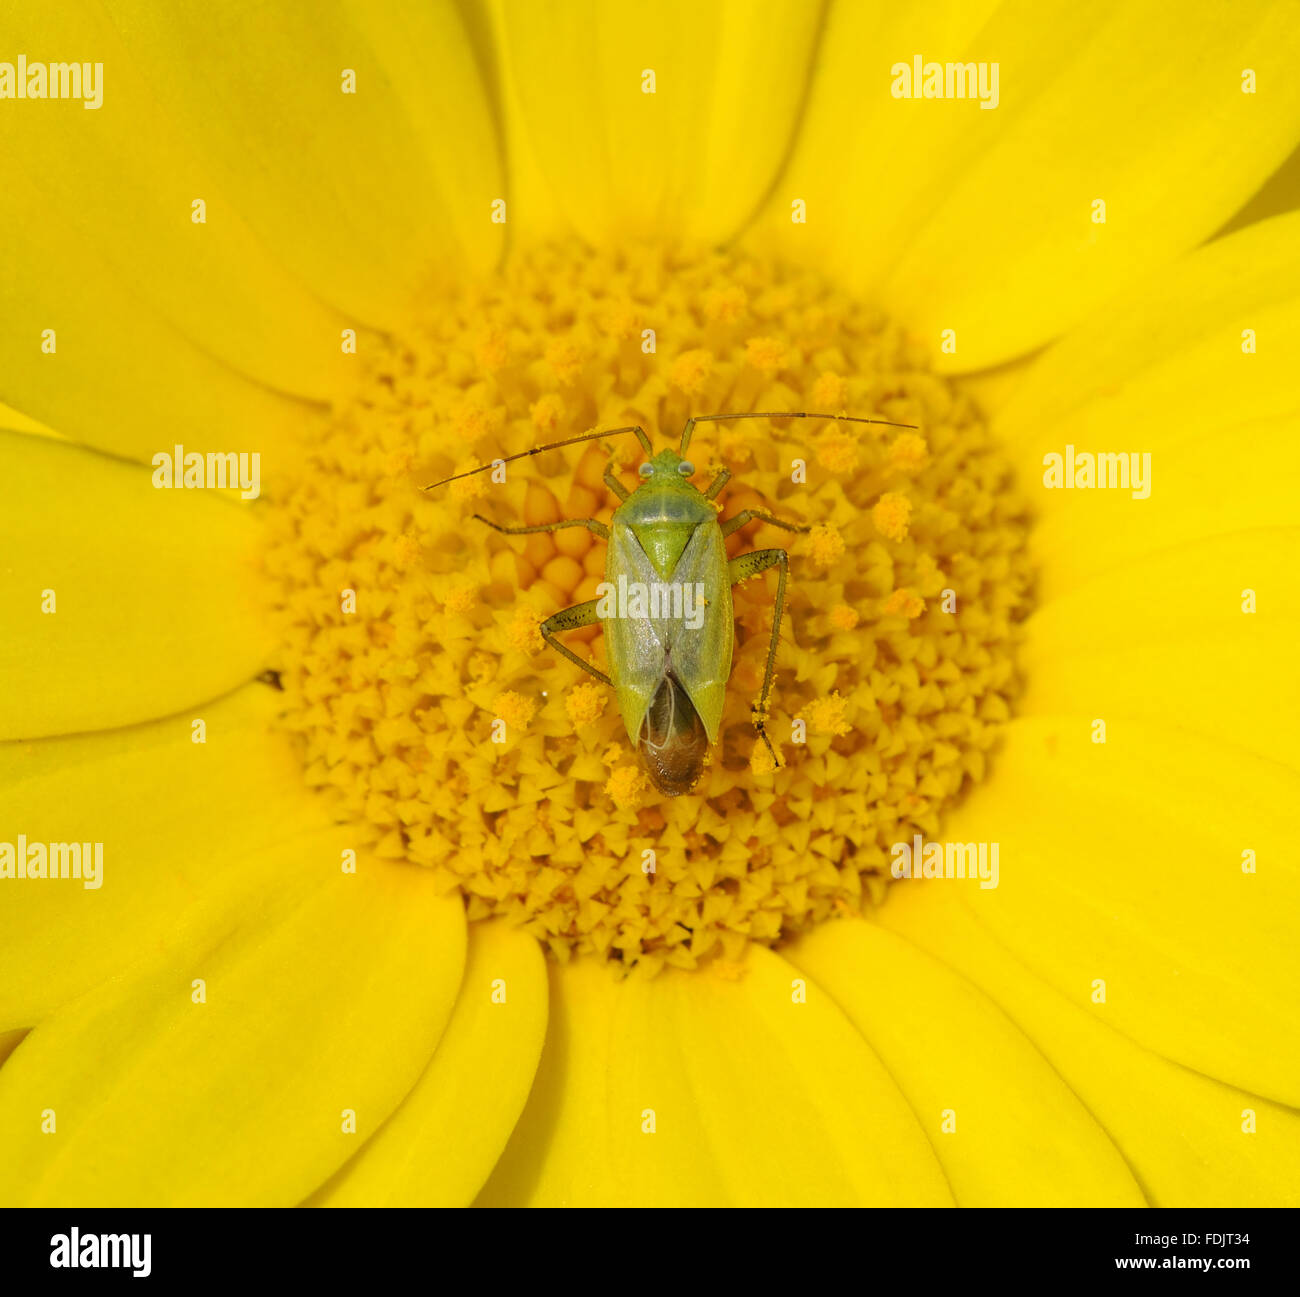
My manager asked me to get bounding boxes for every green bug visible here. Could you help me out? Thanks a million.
[430,412,914,797]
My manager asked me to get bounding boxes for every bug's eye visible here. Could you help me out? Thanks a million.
[638,463,654,478]
[677,460,695,476]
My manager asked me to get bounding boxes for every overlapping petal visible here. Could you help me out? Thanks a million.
[1018,528,1300,772]
[755,0,1300,370]
[477,946,952,1206]
[894,715,1300,1107]
[0,1,502,461]
[0,157,320,466]
[311,920,548,1207]
[493,0,824,247]
[788,918,1145,1205]
[0,686,325,1029]
[993,210,1300,601]
[0,1,348,405]
[878,883,1300,1206]
[101,0,504,327]
[2,432,274,739]
[0,830,466,1206]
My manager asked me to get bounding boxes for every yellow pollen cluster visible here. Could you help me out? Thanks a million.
[802,692,854,737]
[530,392,564,433]
[565,681,607,727]
[703,284,748,323]
[748,742,779,778]
[263,242,1033,974]
[545,338,584,384]
[494,691,537,731]
[889,431,930,473]
[670,348,715,394]
[872,491,912,542]
[811,371,847,408]
[505,605,545,655]
[882,588,927,619]
[605,765,648,808]
[745,336,789,373]
[441,577,478,615]
[806,522,846,568]
[814,428,860,474]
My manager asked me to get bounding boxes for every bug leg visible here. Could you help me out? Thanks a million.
[603,465,630,502]
[475,515,609,539]
[720,508,810,538]
[727,549,790,767]
[540,600,612,687]
[704,466,731,500]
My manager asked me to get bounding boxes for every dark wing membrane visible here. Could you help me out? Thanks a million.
[637,672,708,796]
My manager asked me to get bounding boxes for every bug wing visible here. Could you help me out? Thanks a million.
[663,523,733,743]
[604,523,674,746]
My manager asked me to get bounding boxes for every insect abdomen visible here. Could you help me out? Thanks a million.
[637,671,708,796]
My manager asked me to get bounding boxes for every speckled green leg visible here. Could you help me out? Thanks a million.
[475,515,608,539]
[728,548,790,764]
[540,599,611,687]
[603,465,630,501]
[720,508,810,538]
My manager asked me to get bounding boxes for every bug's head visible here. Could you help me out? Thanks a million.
[637,449,696,482]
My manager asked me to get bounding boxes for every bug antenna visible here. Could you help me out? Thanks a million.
[680,410,919,455]
[424,424,653,490]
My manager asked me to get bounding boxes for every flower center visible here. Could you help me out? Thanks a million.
[264,243,1033,975]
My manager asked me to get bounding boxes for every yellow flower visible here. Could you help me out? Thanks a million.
[2,0,1299,1209]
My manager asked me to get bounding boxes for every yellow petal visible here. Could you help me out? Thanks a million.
[994,211,1300,600]
[0,3,350,404]
[477,947,951,1206]
[955,353,1036,423]
[788,918,1144,1205]
[339,0,507,284]
[0,1032,25,1069]
[494,0,823,245]
[478,0,572,248]
[879,882,1300,1206]
[0,160,320,465]
[0,432,273,739]
[0,686,330,1030]
[760,0,1300,369]
[1218,140,1300,239]
[101,0,503,328]
[914,716,1300,1106]
[0,401,55,439]
[0,843,466,1206]
[310,920,547,1206]
[1020,528,1300,771]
